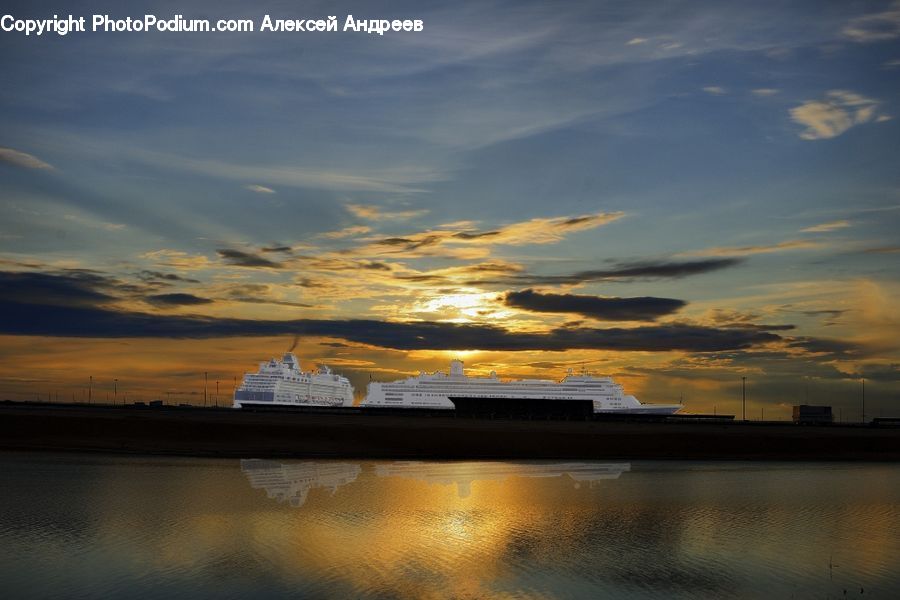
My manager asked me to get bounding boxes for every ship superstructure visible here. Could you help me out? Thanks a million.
[233,352,354,409]
[361,359,680,414]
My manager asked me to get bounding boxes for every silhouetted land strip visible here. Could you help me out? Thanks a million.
[2,401,899,460]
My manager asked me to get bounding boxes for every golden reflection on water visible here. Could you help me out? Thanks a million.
[239,460,631,599]
[2,455,900,598]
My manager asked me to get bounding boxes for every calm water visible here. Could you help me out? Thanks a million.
[1,454,899,599]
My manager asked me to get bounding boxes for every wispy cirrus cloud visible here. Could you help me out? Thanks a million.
[365,211,626,257]
[479,258,743,287]
[140,249,213,271]
[245,184,276,194]
[0,147,54,170]
[346,204,429,221]
[801,220,851,233]
[842,1,900,42]
[680,239,823,257]
[320,225,373,239]
[790,90,886,140]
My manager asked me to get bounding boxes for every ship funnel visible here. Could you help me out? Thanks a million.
[450,359,465,377]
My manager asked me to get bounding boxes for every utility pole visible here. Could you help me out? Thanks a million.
[216,380,219,407]
[204,371,208,407]
[861,378,866,424]
[114,378,118,405]
[741,376,746,421]
[89,375,93,404]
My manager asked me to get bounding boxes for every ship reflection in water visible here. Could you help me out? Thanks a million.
[241,459,630,506]
[373,461,630,498]
[2,454,900,599]
[241,459,362,507]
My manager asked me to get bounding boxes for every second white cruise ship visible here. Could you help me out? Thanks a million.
[233,352,354,409]
[361,359,680,415]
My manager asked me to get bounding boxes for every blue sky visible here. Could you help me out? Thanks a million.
[1,0,898,416]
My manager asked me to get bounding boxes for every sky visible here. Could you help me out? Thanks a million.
[1,0,898,418]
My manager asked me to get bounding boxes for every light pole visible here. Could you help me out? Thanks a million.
[216,380,219,407]
[861,378,866,424]
[741,376,746,421]
[204,371,208,407]
[89,375,93,404]
[114,378,118,405]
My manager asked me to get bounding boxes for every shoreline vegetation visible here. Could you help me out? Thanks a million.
[2,401,899,461]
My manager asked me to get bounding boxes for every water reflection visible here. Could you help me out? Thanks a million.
[2,454,900,599]
[374,461,630,498]
[241,460,631,506]
[241,459,361,507]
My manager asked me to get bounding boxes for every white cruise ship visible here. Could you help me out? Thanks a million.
[361,359,680,415]
[233,352,354,409]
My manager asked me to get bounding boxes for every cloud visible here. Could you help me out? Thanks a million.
[751,88,779,97]
[145,293,214,307]
[216,248,284,269]
[137,270,200,284]
[681,239,823,257]
[801,220,851,233]
[0,147,54,170]
[504,289,686,321]
[790,90,884,140]
[0,270,118,307]
[787,336,865,358]
[141,250,213,271]
[859,363,900,382]
[626,37,648,45]
[862,245,900,254]
[365,211,626,257]
[245,184,276,194]
[0,299,783,352]
[346,204,429,221]
[226,284,313,309]
[842,2,900,42]
[62,213,127,231]
[489,258,742,286]
[320,225,373,239]
[113,147,444,194]
[702,86,726,95]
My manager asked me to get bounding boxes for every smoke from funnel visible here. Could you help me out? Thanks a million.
[288,335,299,352]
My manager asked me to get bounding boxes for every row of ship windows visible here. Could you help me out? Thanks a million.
[384,391,611,400]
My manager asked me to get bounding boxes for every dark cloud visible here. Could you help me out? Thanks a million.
[481,258,743,286]
[0,270,121,307]
[260,245,293,253]
[229,296,313,308]
[145,293,214,306]
[137,270,200,284]
[505,289,686,321]
[786,336,867,358]
[226,284,313,308]
[216,248,284,268]
[0,299,781,352]
[453,230,500,240]
[861,246,900,254]
[860,364,900,383]
[376,235,442,251]
[801,309,848,318]
[723,323,796,331]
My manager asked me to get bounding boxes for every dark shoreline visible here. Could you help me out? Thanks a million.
[2,402,899,461]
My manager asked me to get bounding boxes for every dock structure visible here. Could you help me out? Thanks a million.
[1,401,899,460]
[792,405,834,425]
